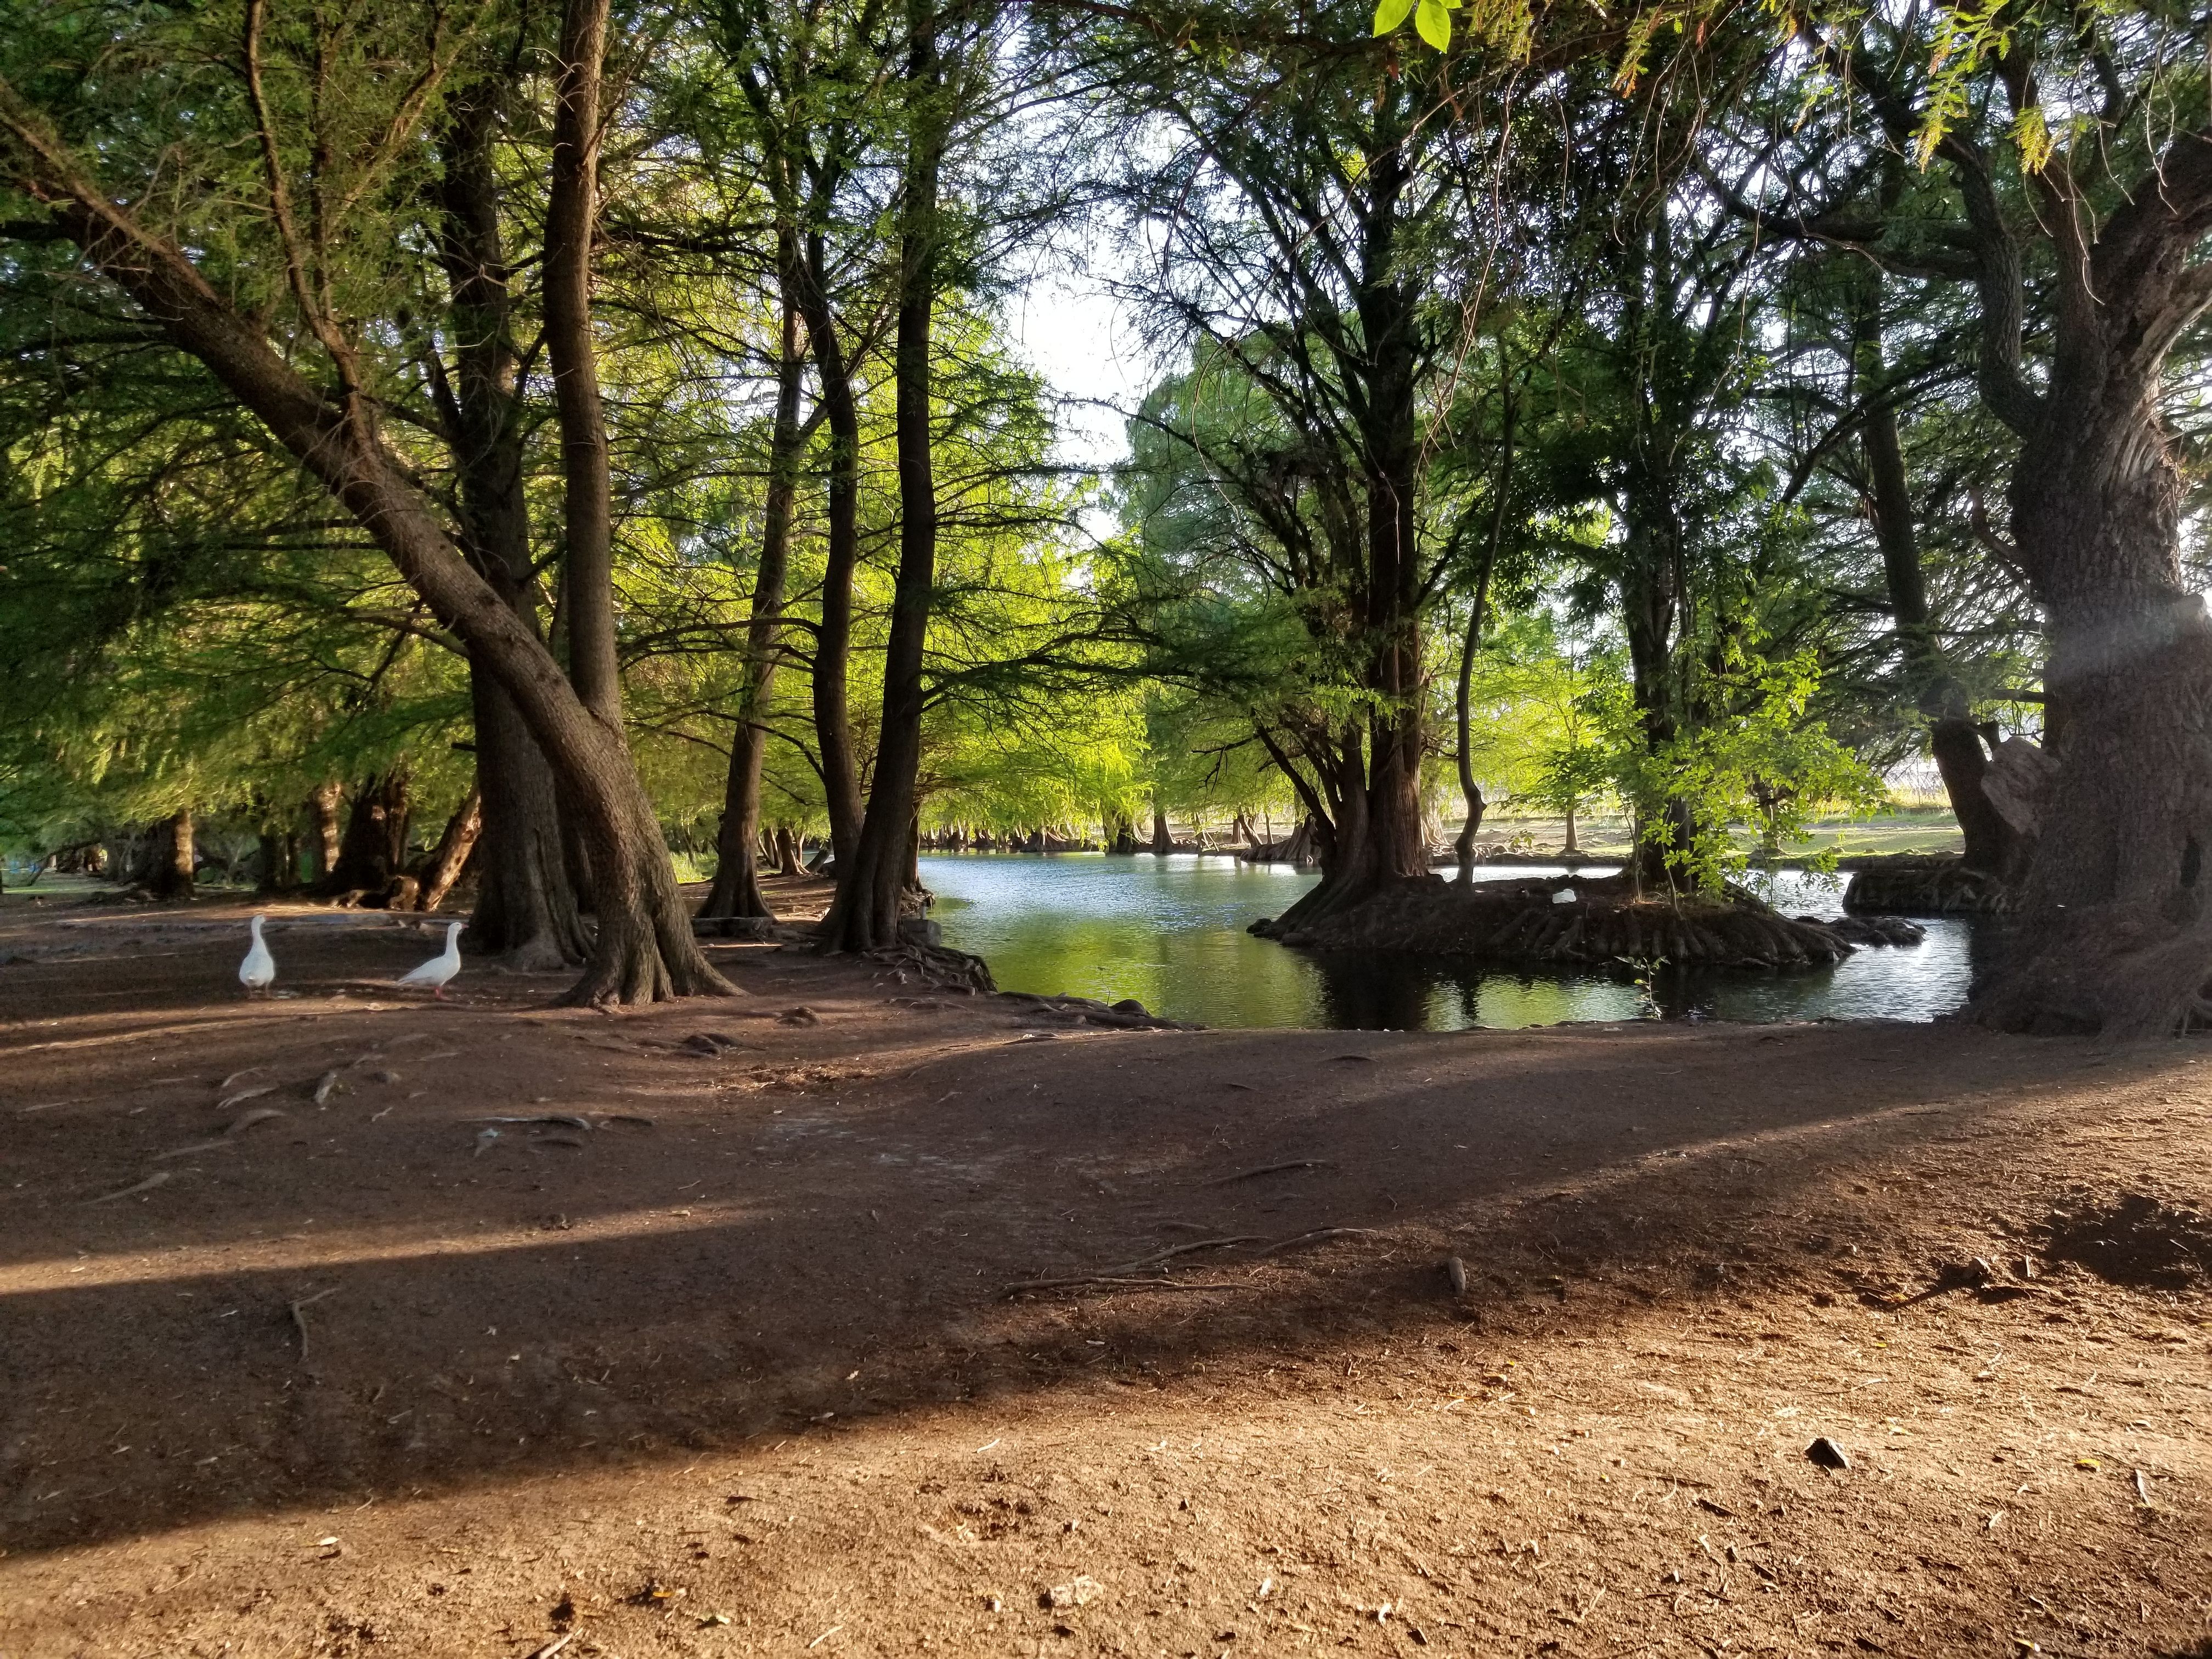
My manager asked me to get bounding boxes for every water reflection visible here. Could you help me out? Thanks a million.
[919,853,1982,1032]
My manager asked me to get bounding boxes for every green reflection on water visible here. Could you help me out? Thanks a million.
[922,853,1981,1032]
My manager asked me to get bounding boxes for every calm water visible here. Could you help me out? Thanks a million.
[920,853,1985,1031]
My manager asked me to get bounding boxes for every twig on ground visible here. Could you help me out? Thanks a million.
[1210,1160,1334,1184]
[1255,1227,1379,1257]
[289,1286,336,1362]
[1002,1235,1262,1296]
[1013,1276,1244,1294]
[525,1632,577,1659]
[88,1171,172,1204]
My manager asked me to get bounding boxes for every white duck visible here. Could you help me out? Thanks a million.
[239,914,276,997]
[397,921,465,1000]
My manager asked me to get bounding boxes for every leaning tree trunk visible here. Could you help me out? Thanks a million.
[819,0,945,955]
[416,785,482,912]
[1857,295,2016,874]
[2,94,729,1003]
[699,232,805,930]
[436,70,589,969]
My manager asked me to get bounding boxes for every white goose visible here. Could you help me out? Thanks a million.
[239,914,276,997]
[397,921,465,1000]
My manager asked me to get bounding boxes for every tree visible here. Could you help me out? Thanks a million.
[0,1,729,1003]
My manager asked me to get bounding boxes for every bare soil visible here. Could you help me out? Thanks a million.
[1,881,2208,1658]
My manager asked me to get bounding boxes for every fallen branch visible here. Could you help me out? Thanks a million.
[1255,1227,1379,1257]
[1209,1159,1334,1185]
[1002,1235,1262,1296]
[1007,1276,1245,1295]
[87,1170,172,1204]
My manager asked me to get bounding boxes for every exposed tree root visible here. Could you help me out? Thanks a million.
[1253,873,1863,969]
[1843,853,2013,917]
[1970,898,2212,1038]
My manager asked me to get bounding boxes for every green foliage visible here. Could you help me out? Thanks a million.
[1607,640,1886,891]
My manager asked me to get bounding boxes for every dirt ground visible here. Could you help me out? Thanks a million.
[1,881,2208,1658]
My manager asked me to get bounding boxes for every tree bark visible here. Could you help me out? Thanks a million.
[433,81,590,968]
[1150,805,1173,855]
[820,0,945,953]
[1854,296,2013,873]
[797,224,865,867]
[322,770,410,899]
[149,808,195,900]
[307,783,343,882]
[699,229,806,929]
[0,88,729,1003]
[417,785,482,912]
[1974,393,2212,1034]
[545,0,620,729]
[1961,141,2212,1035]
[1260,114,1426,933]
[775,823,804,877]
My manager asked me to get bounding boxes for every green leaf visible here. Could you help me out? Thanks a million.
[1372,0,1415,35]
[1414,0,1451,49]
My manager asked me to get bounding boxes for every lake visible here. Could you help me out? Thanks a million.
[919,853,1984,1031]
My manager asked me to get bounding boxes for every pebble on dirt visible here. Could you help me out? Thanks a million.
[1806,1435,1852,1470]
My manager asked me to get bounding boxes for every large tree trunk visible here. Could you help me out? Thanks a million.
[1150,805,1173,855]
[1972,396,2212,1035]
[699,229,805,929]
[1262,118,1426,932]
[820,0,945,954]
[797,225,865,867]
[775,823,804,877]
[3,93,728,1003]
[545,0,621,730]
[434,82,590,969]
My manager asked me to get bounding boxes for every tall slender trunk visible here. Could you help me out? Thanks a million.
[1854,298,2012,873]
[436,77,589,968]
[1453,373,1516,883]
[546,0,620,729]
[797,225,864,866]
[701,230,807,928]
[821,0,944,953]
